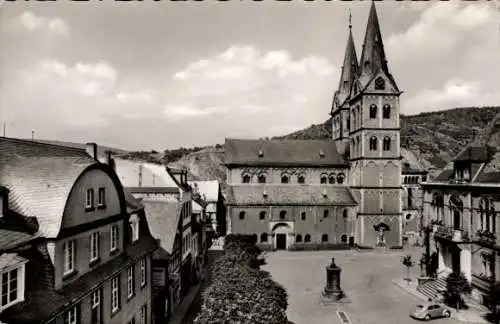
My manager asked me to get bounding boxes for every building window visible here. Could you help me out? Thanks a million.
[259,211,266,220]
[239,211,245,220]
[91,289,101,324]
[304,234,311,242]
[369,104,377,119]
[321,234,329,242]
[383,104,391,119]
[296,234,302,243]
[343,210,348,219]
[242,174,251,183]
[320,175,327,184]
[86,189,94,209]
[140,304,147,324]
[328,175,336,184]
[279,211,287,220]
[1,266,24,308]
[260,233,268,243]
[297,174,305,184]
[90,232,100,263]
[406,214,412,220]
[383,137,391,151]
[352,109,356,130]
[64,306,78,324]
[337,173,345,184]
[63,240,76,275]
[340,234,348,243]
[140,258,147,288]
[301,212,306,220]
[129,214,140,243]
[97,188,106,207]
[257,174,266,184]
[369,136,378,151]
[375,77,385,90]
[323,210,329,218]
[110,225,119,252]
[111,276,120,313]
[408,188,413,208]
[127,266,134,299]
[281,175,289,184]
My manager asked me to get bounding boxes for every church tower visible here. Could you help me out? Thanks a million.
[349,2,403,247]
[332,12,359,157]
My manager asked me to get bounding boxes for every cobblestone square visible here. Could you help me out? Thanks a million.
[263,248,454,324]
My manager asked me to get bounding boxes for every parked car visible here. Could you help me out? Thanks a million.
[410,302,451,321]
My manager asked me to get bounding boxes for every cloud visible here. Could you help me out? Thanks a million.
[166,45,337,128]
[19,12,69,36]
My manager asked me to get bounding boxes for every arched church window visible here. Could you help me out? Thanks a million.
[383,137,391,151]
[323,210,329,218]
[343,209,348,219]
[296,234,302,243]
[281,174,289,184]
[383,104,391,119]
[304,234,311,242]
[297,174,306,184]
[370,104,377,119]
[242,174,251,183]
[258,174,266,184]
[320,174,327,184]
[328,174,336,184]
[369,136,378,151]
[375,77,385,90]
[337,173,345,184]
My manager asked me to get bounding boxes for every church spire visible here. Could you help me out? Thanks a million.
[336,10,359,99]
[359,1,389,77]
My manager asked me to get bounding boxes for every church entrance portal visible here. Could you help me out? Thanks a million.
[276,234,287,250]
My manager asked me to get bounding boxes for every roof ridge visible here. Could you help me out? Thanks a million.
[1,137,87,153]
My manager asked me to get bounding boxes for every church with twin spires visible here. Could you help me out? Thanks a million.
[224,2,424,249]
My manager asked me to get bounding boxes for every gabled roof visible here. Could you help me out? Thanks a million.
[226,185,358,206]
[108,158,177,188]
[142,200,181,255]
[224,139,347,167]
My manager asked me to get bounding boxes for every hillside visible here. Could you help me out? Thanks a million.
[165,106,500,182]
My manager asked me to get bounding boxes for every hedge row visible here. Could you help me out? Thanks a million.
[194,234,289,324]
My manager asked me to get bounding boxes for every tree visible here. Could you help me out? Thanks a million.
[401,255,415,283]
[445,271,472,311]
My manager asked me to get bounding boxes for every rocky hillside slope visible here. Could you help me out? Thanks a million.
[132,106,500,182]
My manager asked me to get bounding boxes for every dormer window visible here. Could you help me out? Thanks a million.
[319,149,325,158]
[129,213,140,243]
[337,173,345,184]
[320,175,327,184]
[242,174,251,183]
[258,150,264,158]
[258,174,266,184]
[0,254,27,311]
[455,163,470,181]
[328,175,336,184]
[297,174,305,184]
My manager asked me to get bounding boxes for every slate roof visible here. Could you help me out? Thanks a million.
[226,185,358,206]
[109,158,177,188]
[0,229,36,251]
[224,139,347,167]
[142,200,181,255]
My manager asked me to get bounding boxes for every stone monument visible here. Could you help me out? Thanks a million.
[320,257,348,304]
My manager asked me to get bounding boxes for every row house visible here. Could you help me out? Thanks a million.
[105,156,210,323]
[0,137,157,324]
[188,181,226,236]
[422,135,500,306]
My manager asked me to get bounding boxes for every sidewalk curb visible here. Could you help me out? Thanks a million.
[392,279,428,302]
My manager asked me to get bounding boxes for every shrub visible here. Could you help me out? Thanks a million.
[444,271,472,310]
[194,234,289,324]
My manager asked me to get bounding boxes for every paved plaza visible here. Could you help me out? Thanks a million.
[262,248,456,324]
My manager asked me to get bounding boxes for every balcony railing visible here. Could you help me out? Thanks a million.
[473,230,497,246]
[434,225,469,242]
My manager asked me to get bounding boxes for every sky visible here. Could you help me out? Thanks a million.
[0,1,499,151]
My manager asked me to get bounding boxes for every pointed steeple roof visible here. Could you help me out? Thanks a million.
[332,11,359,110]
[359,1,389,77]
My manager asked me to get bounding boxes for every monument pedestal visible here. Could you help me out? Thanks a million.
[320,257,350,305]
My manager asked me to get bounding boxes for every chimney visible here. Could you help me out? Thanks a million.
[105,150,115,170]
[86,142,98,161]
